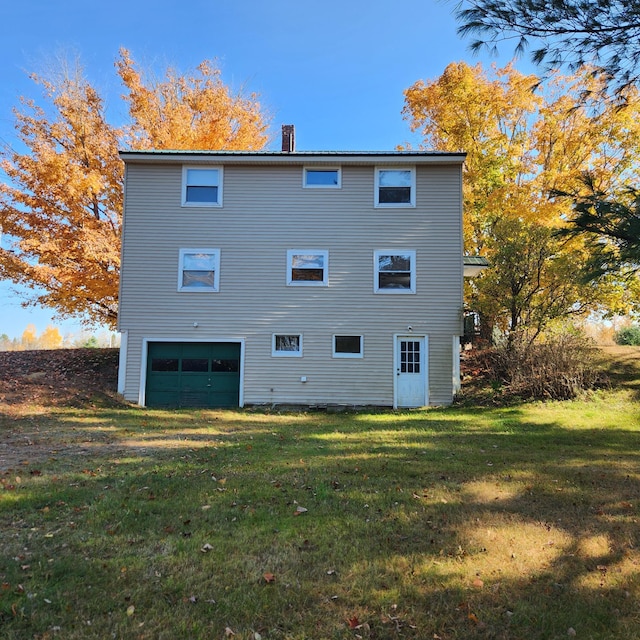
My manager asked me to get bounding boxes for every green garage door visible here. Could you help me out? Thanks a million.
[146,342,240,408]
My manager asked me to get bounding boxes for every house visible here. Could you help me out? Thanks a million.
[117,127,472,409]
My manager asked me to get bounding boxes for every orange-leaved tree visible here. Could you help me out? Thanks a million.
[0,50,270,328]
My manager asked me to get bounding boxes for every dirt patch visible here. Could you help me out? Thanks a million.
[0,347,120,410]
[0,348,126,471]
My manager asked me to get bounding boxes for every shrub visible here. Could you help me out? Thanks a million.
[470,331,603,401]
[614,325,640,346]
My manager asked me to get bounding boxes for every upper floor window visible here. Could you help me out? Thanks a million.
[287,250,329,286]
[374,250,416,293]
[303,167,341,188]
[375,167,415,207]
[182,167,223,207]
[178,249,220,292]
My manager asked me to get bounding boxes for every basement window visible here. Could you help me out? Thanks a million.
[272,334,303,357]
[333,335,363,358]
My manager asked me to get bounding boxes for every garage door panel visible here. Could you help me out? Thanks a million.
[146,342,240,408]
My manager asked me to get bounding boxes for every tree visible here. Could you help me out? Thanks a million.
[116,49,269,151]
[1,66,123,326]
[40,325,63,349]
[21,323,38,349]
[472,217,593,344]
[453,0,640,94]
[403,62,640,341]
[555,174,640,277]
[0,50,270,328]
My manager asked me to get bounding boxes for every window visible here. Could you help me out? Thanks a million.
[178,249,220,292]
[287,250,328,286]
[333,335,363,358]
[182,167,223,206]
[272,334,303,357]
[374,250,416,293]
[304,167,341,188]
[375,167,415,207]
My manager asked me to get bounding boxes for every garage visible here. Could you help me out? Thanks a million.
[146,342,241,408]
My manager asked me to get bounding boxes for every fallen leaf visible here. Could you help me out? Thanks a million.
[347,616,361,629]
[295,506,308,515]
[126,605,135,617]
[263,572,276,584]
[200,543,214,553]
[225,627,235,636]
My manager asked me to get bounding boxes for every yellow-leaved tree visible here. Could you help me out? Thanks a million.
[403,62,640,342]
[0,49,270,328]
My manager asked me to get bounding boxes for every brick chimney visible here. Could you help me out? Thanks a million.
[281,124,295,152]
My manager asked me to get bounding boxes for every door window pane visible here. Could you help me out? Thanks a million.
[182,358,209,372]
[212,359,239,372]
[400,340,421,374]
[152,358,179,372]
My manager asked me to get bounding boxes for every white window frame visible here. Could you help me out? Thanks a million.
[182,166,223,207]
[374,250,416,294]
[272,334,303,357]
[374,166,416,207]
[287,250,329,286]
[332,335,364,359]
[178,248,220,292]
[303,166,342,189]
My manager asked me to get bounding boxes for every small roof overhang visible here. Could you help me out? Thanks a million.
[464,256,489,277]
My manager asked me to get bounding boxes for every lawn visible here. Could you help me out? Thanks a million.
[1,348,640,639]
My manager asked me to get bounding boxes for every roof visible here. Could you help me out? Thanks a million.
[463,256,489,278]
[118,149,467,166]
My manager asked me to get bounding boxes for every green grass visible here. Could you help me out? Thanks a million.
[2,351,640,639]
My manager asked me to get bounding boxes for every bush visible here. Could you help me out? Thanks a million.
[470,332,603,401]
[614,326,640,346]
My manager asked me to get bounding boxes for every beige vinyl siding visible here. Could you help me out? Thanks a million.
[119,160,463,406]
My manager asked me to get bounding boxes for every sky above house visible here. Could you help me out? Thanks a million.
[0,0,533,340]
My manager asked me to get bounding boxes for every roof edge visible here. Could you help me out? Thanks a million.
[118,149,467,165]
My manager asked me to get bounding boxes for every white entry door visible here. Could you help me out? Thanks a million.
[395,336,427,407]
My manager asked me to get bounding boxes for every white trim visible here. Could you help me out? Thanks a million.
[374,250,416,294]
[374,166,416,208]
[272,333,303,357]
[139,337,245,407]
[181,165,223,207]
[453,336,461,394]
[117,331,128,395]
[393,334,429,408]
[303,166,342,189]
[286,250,329,287]
[332,335,364,358]
[178,248,220,292]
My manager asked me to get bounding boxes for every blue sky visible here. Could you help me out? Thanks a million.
[0,0,529,340]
